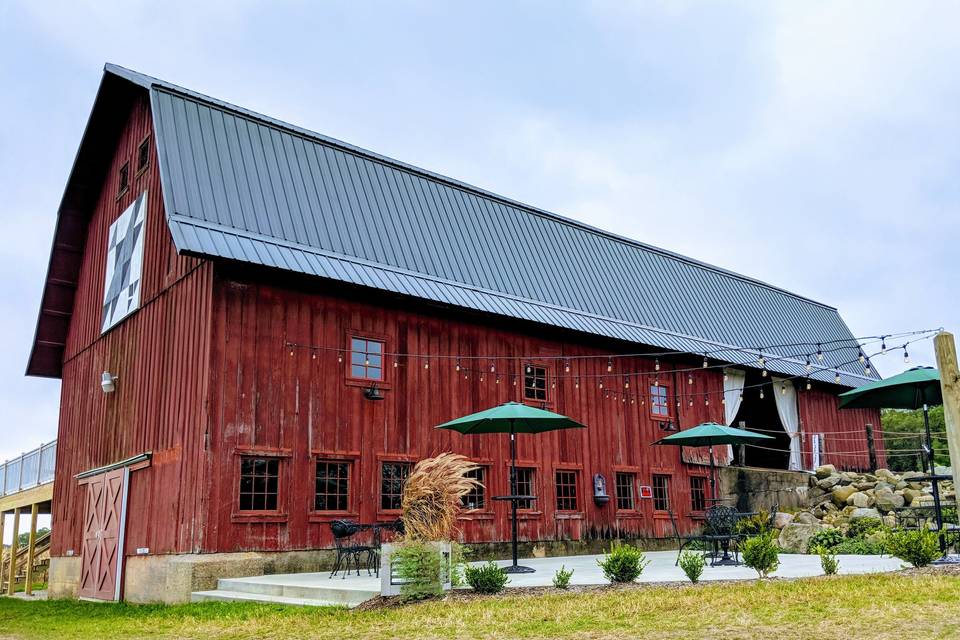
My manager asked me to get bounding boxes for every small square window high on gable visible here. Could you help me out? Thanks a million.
[650,384,671,418]
[137,137,150,174]
[523,364,547,401]
[118,162,129,196]
[350,337,383,380]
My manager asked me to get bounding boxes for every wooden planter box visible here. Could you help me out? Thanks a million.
[379,541,452,597]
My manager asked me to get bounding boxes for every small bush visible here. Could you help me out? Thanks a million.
[885,529,941,568]
[735,511,771,537]
[597,542,650,583]
[678,551,705,583]
[742,532,780,578]
[552,565,574,589]
[464,561,509,594]
[847,517,884,539]
[392,540,444,602]
[808,527,844,551]
[831,538,885,555]
[815,546,839,575]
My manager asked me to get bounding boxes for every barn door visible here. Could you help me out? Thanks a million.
[78,467,129,600]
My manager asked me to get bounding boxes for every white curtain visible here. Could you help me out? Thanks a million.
[772,377,802,471]
[723,369,746,462]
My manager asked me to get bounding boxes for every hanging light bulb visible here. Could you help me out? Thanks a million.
[622,395,626,403]
[655,358,660,371]
[805,358,812,372]
[705,397,710,406]
[858,350,865,364]
[289,348,295,356]
[490,361,496,373]
[575,377,580,389]
[624,378,630,389]
[526,364,532,374]
[759,388,765,399]
[311,350,316,360]
[689,398,694,407]
[688,374,694,385]
[641,397,645,406]
[904,348,910,364]
[723,371,728,382]
[424,358,430,370]
[864,360,871,375]
[654,378,659,388]
[703,354,709,368]
[721,397,726,405]
[607,357,613,373]
[762,368,768,377]
[496,374,501,384]
[816,344,824,362]
[881,337,887,354]
[599,378,604,389]
[631,397,635,405]
[456,358,461,372]
[512,376,517,386]
[780,382,786,395]
[835,372,841,384]
[337,353,343,364]
[365,356,370,366]
[806,378,812,391]
[564,360,570,373]
[676,399,681,408]
[393,360,398,368]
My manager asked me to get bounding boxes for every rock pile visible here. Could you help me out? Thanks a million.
[772,464,955,553]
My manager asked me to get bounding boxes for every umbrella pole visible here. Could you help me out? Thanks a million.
[709,445,717,502]
[510,420,519,570]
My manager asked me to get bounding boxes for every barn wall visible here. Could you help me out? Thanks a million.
[203,270,739,553]
[51,94,213,557]
[799,389,884,471]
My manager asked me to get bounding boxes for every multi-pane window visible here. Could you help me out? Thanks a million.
[650,385,670,417]
[690,476,707,512]
[118,162,130,196]
[380,461,411,510]
[350,337,384,380]
[652,474,670,511]
[523,364,547,401]
[555,470,579,511]
[461,467,486,510]
[615,472,636,510]
[314,460,350,511]
[137,137,150,173]
[513,467,535,509]
[239,457,279,511]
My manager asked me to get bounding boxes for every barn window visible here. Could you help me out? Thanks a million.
[513,467,535,509]
[137,137,150,174]
[690,476,707,512]
[650,384,671,418]
[523,364,547,401]
[239,457,279,511]
[314,460,350,511]
[350,337,383,381]
[460,467,486,510]
[615,472,636,510]
[380,461,411,510]
[555,470,579,511]
[118,162,129,196]
[652,474,670,511]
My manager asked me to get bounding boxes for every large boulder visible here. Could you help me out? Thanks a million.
[847,492,873,508]
[778,523,823,554]
[832,485,858,506]
[817,475,842,490]
[816,464,838,479]
[902,488,926,505]
[774,512,795,529]
[849,507,882,521]
[794,511,818,525]
[913,494,935,507]
[876,468,899,482]
[874,488,905,512]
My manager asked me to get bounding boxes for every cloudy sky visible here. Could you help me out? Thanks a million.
[0,0,957,469]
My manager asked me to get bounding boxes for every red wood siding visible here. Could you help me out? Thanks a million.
[203,272,731,552]
[799,389,883,471]
[51,95,213,557]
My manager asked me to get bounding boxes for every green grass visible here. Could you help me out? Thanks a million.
[1,572,959,639]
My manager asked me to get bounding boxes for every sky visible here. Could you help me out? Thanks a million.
[0,0,957,472]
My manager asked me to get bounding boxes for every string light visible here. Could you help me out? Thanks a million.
[703,354,709,368]
[835,372,841,384]
[490,361,496,373]
[564,360,571,373]
[624,377,630,390]
[780,382,787,395]
[607,357,613,373]
[864,360,871,375]
[881,337,887,353]
[455,358,461,372]
[858,349,865,364]
[904,348,910,364]
[599,378,604,390]
[689,398,694,407]
[423,358,429,370]
[758,355,765,367]
[393,359,398,368]
[496,374,501,384]
[688,374,694,385]
[311,350,316,360]
[816,344,824,361]
[575,377,580,389]
[806,378,812,391]
[289,348,294,356]
[805,358,811,372]
[526,364,532,374]
[337,353,343,364]
[723,371,728,382]
[705,397,710,406]
[762,368,768,377]
[655,359,660,371]
[759,388,765,399]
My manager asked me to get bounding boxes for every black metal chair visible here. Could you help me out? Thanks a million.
[366,519,404,578]
[703,505,742,566]
[329,520,373,579]
[667,509,708,566]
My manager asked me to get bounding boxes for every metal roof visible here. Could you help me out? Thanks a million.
[27,64,877,385]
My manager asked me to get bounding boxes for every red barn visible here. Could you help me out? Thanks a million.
[28,64,882,602]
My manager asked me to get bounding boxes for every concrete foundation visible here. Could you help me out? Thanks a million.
[48,556,80,599]
[718,465,811,513]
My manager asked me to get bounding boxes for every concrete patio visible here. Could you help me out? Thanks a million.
[191,550,907,607]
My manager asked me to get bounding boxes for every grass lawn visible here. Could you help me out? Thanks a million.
[1,570,958,640]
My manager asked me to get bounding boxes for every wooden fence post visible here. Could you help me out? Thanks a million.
[865,423,877,471]
[24,503,39,596]
[934,331,960,491]
[6,507,19,595]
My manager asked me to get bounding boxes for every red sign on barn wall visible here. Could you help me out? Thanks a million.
[638,485,653,499]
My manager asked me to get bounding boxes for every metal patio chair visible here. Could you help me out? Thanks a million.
[667,509,708,566]
[329,520,373,579]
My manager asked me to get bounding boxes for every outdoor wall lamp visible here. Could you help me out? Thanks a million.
[101,371,118,394]
[363,385,384,401]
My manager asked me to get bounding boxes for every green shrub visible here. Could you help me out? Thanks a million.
[597,542,650,583]
[449,543,470,587]
[734,511,771,537]
[392,541,444,602]
[552,565,574,589]
[464,561,509,594]
[846,517,884,539]
[831,538,885,555]
[678,551,705,583]
[808,527,844,551]
[742,532,780,578]
[815,546,839,575]
[885,529,941,568]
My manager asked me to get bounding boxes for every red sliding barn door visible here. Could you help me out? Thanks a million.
[78,467,129,600]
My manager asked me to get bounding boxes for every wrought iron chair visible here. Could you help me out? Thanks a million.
[329,520,373,579]
[366,519,404,578]
[703,505,742,566]
[667,509,708,566]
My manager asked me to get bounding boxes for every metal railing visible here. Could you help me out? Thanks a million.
[0,440,56,496]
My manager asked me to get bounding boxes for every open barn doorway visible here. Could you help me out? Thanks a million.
[730,372,791,469]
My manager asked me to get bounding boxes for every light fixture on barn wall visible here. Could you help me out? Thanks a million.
[101,371,118,393]
[363,385,384,401]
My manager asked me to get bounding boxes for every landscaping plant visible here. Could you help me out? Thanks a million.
[400,452,482,541]
[597,542,650,583]
[808,527,843,551]
[552,565,574,589]
[678,550,705,583]
[815,546,839,575]
[742,532,780,578]
[464,561,509,594]
[885,528,941,568]
[831,538,885,555]
[846,517,885,539]
[734,510,771,537]
[392,540,445,602]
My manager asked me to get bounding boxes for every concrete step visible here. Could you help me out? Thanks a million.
[190,589,343,607]
[191,572,381,608]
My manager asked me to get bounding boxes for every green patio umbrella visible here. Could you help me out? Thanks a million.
[653,422,774,501]
[437,402,585,573]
